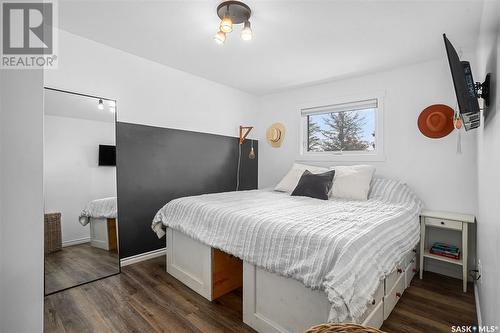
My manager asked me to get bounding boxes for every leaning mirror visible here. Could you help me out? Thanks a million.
[43,87,120,295]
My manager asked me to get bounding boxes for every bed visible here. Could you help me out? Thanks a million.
[152,178,422,332]
[79,197,118,251]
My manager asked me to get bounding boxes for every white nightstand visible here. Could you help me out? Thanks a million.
[419,209,475,292]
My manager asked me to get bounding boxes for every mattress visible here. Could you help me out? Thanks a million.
[152,178,422,322]
[79,197,117,226]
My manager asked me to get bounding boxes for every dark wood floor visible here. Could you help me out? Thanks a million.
[381,272,477,333]
[44,256,476,333]
[45,242,119,294]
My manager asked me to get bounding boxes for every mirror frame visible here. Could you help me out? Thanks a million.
[43,86,121,296]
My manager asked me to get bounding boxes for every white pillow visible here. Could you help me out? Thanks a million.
[275,163,329,193]
[329,165,376,201]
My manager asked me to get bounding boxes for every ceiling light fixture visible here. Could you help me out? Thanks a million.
[220,13,233,33]
[98,99,104,110]
[214,1,252,45]
[214,30,226,45]
[241,20,252,41]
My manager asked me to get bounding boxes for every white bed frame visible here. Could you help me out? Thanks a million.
[166,228,417,333]
[89,217,117,251]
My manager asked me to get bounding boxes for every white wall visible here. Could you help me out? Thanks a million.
[0,70,44,332]
[255,58,478,213]
[474,1,500,325]
[45,30,257,138]
[254,58,479,278]
[0,26,257,332]
[44,115,116,245]
[43,29,257,260]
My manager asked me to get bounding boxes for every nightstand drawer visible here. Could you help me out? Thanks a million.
[425,217,462,230]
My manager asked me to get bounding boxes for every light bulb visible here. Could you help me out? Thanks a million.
[98,99,104,110]
[220,15,233,33]
[109,100,116,112]
[214,30,226,45]
[241,21,252,41]
[249,146,255,159]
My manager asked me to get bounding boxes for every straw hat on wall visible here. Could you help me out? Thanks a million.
[266,123,285,147]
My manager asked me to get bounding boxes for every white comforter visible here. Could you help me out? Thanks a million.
[79,197,117,226]
[152,178,422,322]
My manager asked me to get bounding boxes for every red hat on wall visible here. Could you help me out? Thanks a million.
[418,104,455,139]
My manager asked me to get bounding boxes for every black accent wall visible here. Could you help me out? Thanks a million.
[116,122,258,259]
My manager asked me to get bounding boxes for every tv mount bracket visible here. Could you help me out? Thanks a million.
[475,73,491,107]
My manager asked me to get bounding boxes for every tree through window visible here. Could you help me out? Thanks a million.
[303,99,378,153]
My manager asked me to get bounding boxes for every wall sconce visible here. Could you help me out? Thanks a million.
[236,125,255,191]
[239,125,255,159]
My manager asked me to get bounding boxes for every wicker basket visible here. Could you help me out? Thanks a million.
[304,323,385,333]
[44,213,62,254]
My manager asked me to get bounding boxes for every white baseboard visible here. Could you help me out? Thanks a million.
[120,247,166,267]
[474,283,482,326]
[62,237,91,247]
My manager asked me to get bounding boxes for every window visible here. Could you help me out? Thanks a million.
[300,97,384,161]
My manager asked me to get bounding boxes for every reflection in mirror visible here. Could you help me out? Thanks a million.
[43,88,119,295]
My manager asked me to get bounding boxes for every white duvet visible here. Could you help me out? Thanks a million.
[79,197,117,226]
[152,178,422,323]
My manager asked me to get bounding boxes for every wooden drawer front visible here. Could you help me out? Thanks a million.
[384,264,405,296]
[425,217,462,231]
[362,301,384,329]
[405,258,417,288]
[383,274,405,320]
[212,249,243,299]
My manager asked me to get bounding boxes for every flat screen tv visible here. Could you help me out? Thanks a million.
[98,145,116,166]
[443,34,490,131]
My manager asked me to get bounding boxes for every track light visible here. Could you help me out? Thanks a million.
[214,30,226,45]
[98,99,104,110]
[241,21,252,41]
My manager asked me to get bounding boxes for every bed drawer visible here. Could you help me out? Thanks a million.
[384,264,405,296]
[402,249,417,267]
[425,217,462,231]
[405,257,417,288]
[362,301,384,329]
[358,281,384,324]
[383,273,405,320]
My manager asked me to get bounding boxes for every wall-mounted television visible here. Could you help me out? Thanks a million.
[443,33,490,131]
[98,145,116,166]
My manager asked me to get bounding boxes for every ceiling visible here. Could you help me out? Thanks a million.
[44,88,116,123]
[58,0,484,95]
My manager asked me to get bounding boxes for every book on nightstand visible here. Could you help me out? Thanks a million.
[430,242,460,260]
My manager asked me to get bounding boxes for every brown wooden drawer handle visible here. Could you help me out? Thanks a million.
[396,292,402,298]
[397,268,403,274]
[371,299,376,305]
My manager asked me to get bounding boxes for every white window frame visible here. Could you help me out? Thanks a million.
[298,92,385,162]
